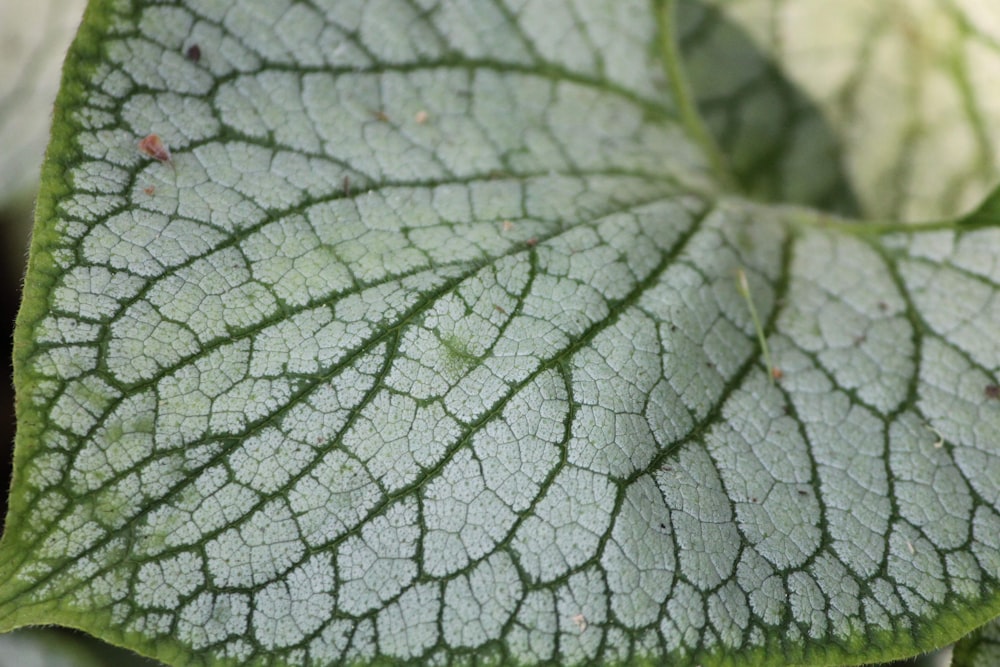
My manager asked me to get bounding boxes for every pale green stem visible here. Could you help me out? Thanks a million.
[657,0,736,190]
[736,268,775,384]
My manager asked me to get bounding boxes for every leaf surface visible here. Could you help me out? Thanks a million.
[1,1,999,666]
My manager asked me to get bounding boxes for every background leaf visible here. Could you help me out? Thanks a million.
[0,629,105,667]
[0,0,86,208]
[0,628,161,667]
[678,0,1000,221]
[953,616,1000,667]
[0,1,998,666]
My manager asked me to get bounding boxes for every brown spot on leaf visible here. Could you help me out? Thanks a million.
[138,133,171,163]
[185,44,201,62]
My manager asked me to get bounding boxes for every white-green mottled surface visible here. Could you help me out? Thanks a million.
[1,1,998,666]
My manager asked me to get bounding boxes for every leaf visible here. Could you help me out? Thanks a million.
[953,617,1000,667]
[0,0,87,207]
[0,629,105,667]
[678,0,1000,221]
[0,628,160,667]
[1,1,999,666]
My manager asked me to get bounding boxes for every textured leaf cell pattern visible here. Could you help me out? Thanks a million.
[1,1,999,666]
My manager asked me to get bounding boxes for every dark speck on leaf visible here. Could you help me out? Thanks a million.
[986,384,1000,399]
[797,490,808,496]
[186,44,201,62]
[877,301,888,312]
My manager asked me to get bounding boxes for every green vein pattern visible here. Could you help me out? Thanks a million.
[0,1,998,666]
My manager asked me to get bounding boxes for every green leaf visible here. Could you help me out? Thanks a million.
[1,1,999,666]
[678,0,1000,221]
[953,617,1000,667]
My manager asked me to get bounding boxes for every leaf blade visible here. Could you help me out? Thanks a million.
[1,2,999,667]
